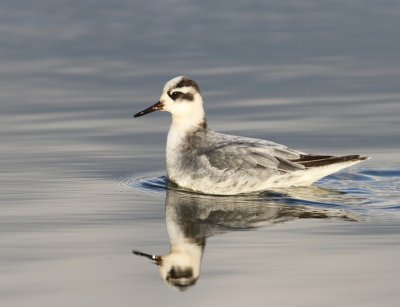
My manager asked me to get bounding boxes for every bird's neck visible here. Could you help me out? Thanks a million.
[170,105,207,132]
[166,106,208,178]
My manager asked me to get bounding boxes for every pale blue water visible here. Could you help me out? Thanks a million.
[1,1,400,306]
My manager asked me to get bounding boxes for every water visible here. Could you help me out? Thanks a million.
[1,1,400,306]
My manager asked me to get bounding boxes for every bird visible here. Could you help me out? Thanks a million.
[134,76,369,195]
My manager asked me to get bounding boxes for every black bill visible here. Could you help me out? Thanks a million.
[132,250,162,265]
[133,101,163,118]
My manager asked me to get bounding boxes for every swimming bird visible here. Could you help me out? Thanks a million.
[134,76,368,195]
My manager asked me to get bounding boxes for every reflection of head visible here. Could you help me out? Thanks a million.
[133,241,204,291]
[160,258,198,291]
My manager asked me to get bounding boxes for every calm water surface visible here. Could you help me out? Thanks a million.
[1,1,400,306]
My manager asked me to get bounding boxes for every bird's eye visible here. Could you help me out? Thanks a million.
[170,91,183,100]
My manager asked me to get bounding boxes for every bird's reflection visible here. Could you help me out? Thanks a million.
[133,188,357,291]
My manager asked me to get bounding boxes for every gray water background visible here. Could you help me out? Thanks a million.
[1,1,400,306]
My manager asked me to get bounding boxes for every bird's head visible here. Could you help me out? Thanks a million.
[134,76,206,128]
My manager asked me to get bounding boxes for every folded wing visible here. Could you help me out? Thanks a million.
[202,142,305,175]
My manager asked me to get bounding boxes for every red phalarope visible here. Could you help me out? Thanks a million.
[134,76,368,195]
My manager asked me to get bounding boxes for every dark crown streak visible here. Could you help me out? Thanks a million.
[175,77,201,93]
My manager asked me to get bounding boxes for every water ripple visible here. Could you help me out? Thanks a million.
[115,168,400,221]
[114,172,168,194]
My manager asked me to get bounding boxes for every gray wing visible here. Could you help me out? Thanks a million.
[202,135,305,174]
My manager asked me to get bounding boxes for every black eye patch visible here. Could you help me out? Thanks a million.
[169,91,183,100]
[168,266,193,279]
[168,91,194,101]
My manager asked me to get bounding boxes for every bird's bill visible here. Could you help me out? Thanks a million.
[133,101,163,118]
[132,250,162,265]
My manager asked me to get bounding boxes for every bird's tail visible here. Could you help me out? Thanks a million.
[291,155,370,186]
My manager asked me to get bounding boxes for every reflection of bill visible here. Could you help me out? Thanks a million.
[133,189,357,291]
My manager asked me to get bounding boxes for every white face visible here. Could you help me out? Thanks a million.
[158,252,200,290]
[160,76,203,118]
[133,76,205,124]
